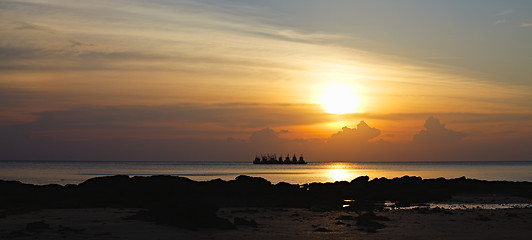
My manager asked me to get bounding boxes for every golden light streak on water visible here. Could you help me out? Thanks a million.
[326,163,358,182]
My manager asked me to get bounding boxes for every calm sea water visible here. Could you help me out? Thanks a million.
[1,161,531,185]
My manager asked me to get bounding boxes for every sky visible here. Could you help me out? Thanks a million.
[1,0,531,161]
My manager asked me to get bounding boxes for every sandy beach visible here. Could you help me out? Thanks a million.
[1,205,531,240]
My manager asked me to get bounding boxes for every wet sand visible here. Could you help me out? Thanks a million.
[1,206,531,240]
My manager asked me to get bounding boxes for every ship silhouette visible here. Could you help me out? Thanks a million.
[253,154,306,164]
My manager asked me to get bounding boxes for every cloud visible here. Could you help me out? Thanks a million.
[69,39,99,54]
[240,127,310,156]
[250,128,279,144]
[0,42,304,72]
[522,21,532,27]
[13,22,59,34]
[497,10,512,16]
[346,112,532,124]
[0,103,332,140]
[0,1,340,75]
[495,18,507,24]
[328,121,381,144]
[412,116,466,145]
[494,10,511,25]
[10,22,101,55]
[1,114,530,161]
[2,89,530,140]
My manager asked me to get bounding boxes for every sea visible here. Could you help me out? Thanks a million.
[1,161,531,185]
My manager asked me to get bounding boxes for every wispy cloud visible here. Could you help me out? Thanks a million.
[494,10,511,25]
[13,21,58,34]
[495,18,507,24]
[493,9,532,28]
[497,10,513,16]
[423,56,458,60]
[522,21,532,27]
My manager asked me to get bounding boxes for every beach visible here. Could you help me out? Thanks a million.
[2,205,531,240]
[1,175,532,239]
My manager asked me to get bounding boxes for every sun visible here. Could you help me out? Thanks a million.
[319,85,360,114]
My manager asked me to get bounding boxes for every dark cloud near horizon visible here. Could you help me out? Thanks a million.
[328,121,381,144]
[413,116,466,145]
[250,128,279,144]
[1,103,332,132]
[346,112,532,124]
[2,101,530,138]
[1,113,530,161]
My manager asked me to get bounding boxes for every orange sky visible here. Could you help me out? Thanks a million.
[1,0,531,161]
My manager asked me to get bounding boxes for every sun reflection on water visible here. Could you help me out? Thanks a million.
[327,163,357,182]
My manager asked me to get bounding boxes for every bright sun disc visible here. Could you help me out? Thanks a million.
[319,85,359,114]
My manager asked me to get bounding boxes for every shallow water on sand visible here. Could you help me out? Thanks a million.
[1,161,531,185]
[386,203,532,210]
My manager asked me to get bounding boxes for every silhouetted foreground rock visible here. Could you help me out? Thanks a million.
[233,217,258,228]
[1,175,531,229]
[25,221,50,232]
[313,227,333,232]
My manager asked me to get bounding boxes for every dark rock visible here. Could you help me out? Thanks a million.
[25,221,50,232]
[314,227,332,232]
[58,225,85,233]
[351,176,370,184]
[2,175,532,217]
[234,217,258,228]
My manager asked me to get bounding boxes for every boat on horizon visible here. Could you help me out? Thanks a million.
[253,154,306,164]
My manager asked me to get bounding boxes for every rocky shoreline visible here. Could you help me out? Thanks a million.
[1,175,531,239]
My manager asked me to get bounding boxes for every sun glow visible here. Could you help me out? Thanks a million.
[328,169,351,182]
[319,85,361,114]
[327,164,356,182]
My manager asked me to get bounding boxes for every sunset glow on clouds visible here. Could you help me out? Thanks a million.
[1,0,531,161]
